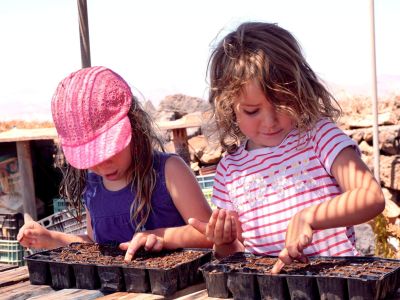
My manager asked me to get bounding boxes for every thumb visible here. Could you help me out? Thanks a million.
[298,234,311,252]
[188,218,207,235]
[118,242,130,251]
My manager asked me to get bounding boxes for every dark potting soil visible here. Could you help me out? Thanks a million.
[218,253,399,278]
[56,243,206,269]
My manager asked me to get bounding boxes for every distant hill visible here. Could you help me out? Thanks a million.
[329,74,400,100]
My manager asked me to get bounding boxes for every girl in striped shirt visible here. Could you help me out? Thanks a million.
[189,22,384,273]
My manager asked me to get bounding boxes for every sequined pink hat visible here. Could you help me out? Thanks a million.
[51,66,132,169]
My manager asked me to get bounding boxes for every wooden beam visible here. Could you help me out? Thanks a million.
[16,141,37,221]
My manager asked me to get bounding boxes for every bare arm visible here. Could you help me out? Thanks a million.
[122,155,213,261]
[302,146,384,229]
[18,208,94,249]
[161,155,213,248]
[272,146,385,273]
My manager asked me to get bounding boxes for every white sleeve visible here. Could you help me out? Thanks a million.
[312,119,361,176]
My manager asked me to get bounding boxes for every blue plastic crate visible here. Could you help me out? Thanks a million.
[196,174,215,189]
[0,239,26,266]
[53,198,68,213]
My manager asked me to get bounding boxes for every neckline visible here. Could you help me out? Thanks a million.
[244,128,296,154]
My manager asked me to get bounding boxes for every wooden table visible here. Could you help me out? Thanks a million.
[0,264,222,300]
[3,263,400,300]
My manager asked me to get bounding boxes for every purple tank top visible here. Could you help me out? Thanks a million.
[84,151,185,244]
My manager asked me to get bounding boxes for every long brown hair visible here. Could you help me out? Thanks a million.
[208,22,341,153]
[57,96,164,231]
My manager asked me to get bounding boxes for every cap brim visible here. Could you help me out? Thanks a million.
[61,116,132,169]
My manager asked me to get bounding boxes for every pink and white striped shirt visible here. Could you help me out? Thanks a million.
[212,119,359,256]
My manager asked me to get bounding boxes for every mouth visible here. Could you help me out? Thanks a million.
[105,170,118,180]
[262,129,283,136]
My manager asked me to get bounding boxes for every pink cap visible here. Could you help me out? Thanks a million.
[51,66,132,169]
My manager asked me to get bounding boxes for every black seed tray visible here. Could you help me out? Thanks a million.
[25,243,212,296]
[200,252,400,300]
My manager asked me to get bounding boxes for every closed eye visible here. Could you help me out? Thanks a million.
[243,109,259,115]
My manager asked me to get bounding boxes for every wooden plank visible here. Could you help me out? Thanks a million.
[28,288,104,300]
[157,114,203,131]
[0,128,57,143]
[0,264,18,272]
[16,141,37,221]
[0,266,29,288]
[0,281,53,300]
[96,292,163,300]
[96,283,208,300]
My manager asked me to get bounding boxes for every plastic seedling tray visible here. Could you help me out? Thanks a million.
[200,263,232,298]
[24,243,212,296]
[200,253,400,300]
[122,264,150,293]
[96,264,125,292]
[71,262,100,290]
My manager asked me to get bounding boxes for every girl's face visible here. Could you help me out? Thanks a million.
[89,141,132,190]
[233,80,295,150]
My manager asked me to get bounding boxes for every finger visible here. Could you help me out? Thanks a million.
[278,248,293,265]
[151,238,163,252]
[124,236,145,262]
[118,242,130,251]
[144,235,157,251]
[206,209,220,240]
[222,212,232,243]
[214,209,227,242]
[286,244,302,261]
[231,216,238,240]
[297,254,309,264]
[271,258,285,274]
[188,218,207,235]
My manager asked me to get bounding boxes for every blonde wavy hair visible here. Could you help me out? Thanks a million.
[56,96,164,232]
[208,22,341,153]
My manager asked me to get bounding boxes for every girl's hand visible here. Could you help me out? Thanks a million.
[271,210,313,274]
[120,232,164,262]
[17,221,53,249]
[189,208,238,245]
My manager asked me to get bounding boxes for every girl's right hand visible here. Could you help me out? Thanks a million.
[120,232,164,262]
[17,221,53,249]
[189,208,239,246]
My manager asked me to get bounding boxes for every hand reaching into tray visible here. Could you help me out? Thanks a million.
[121,232,164,262]
[189,208,245,258]
[271,210,313,274]
[17,221,55,249]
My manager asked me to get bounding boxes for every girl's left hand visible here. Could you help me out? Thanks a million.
[271,210,313,274]
[120,232,164,262]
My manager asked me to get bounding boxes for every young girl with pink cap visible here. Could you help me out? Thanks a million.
[17,66,212,261]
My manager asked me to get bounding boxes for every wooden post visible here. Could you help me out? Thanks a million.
[171,128,191,165]
[77,0,91,68]
[16,141,37,221]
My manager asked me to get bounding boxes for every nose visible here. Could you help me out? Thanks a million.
[261,109,278,129]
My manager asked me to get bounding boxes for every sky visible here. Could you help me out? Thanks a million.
[0,0,399,121]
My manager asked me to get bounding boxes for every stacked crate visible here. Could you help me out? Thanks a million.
[196,174,215,208]
[38,209,87,235]
[0,213,25,265]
